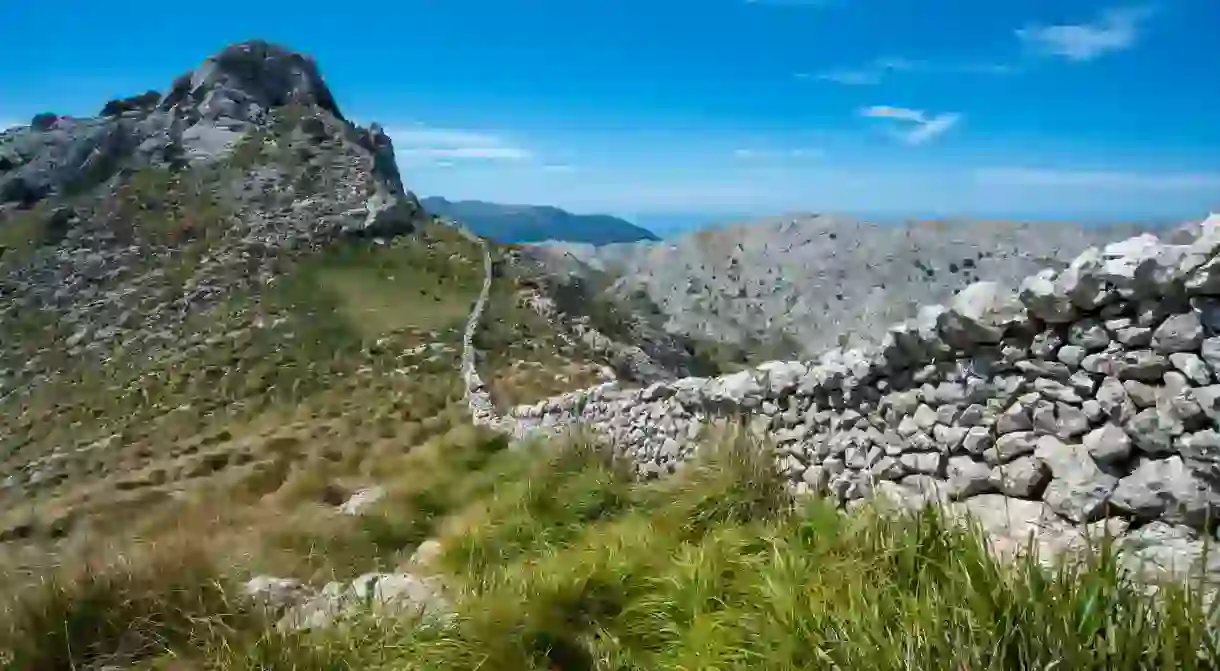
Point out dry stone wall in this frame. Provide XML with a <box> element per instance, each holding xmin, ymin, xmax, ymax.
<box><xmin>456</xmin><ymin>230</ymin><xmax>503</xmax><ymax>431</ymax></box>
<box><xmin>463</xmin><ymin>215</ymin><xmax>1220</xmax><ymax>578</ymax></box>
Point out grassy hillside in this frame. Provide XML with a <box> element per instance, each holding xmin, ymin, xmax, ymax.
<box><xmin>0</xmin><ymin>215</ymin><xmax>612</xmax><ymax>567</ymax></box>
<box><xmin>1</xmin><ymin>430</ymin><xmax>1215</xmax><ymax>670</ymax></box>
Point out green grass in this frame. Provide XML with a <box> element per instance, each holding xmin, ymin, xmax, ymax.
<box><xmin>0</xmin><ymin>218</ymin><xmax>493</xmax><ymax>550</ymax></box>
<box><xmin>7</xmin><ymin>429</ymin><xmax>1217</xmax><ymax>670</ymax></box>
<box><xmin>0</xmin><ymin>536</ymin><xmax>259</xmax><ymax>671</ymax></box>
<box><xmin>315</xmin><ymin>228</ymin><xmax>483</xmax><ymax>337</ymax></box>
<box><xmin>381</xmin><ymin>436</ymin><xmax>1219</xmax><ymax>671</ymax></box>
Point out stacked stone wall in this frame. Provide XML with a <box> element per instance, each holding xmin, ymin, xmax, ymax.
<box><xmin>461</xmin><ymin>215</ymin><xmax>1220</xmax><ymax>576</ymax></box>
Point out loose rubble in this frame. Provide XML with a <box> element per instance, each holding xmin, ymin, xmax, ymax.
<box><xmin>244</xmin><ymin>570</ymin><xmax>450</xmax><ymax>632</ymax></box>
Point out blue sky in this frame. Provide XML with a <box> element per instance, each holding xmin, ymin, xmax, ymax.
<box><xmin>2</xmin><ymin>1</ymin><xmax>1218</xmax><ymax>230</ymax></box>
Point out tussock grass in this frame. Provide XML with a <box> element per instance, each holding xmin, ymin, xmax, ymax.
<box><xmin>0</xmin><ymin>535</ymin><xmax>257</xmax><ymax>671</ymax></box>
<box><xmin>6</xmin><ymin>429</ymin><xmax>1219</xmax><ymax>670</ymax></box>
<box><xmin>310</xmin><ymin>434</ymin><xmax>1220</xmax><ymax>670</ymax></box>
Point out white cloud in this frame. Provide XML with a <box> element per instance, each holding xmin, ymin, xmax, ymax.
<box><xmin>860</xmin><ymin>106</ymin><xmax>962</xmax><ymax>145</ymax></box>
<box><xmin>861</xmin><ymin>106</ymin><xmax>928</xmax><ymax>123</ymax></box>
<box><xmin>397</xmin><ymin>146</ymin><xmax>532</xmax><ymax>160</ymax></box>
<box><xmin>813</xmin><ymin>58</ymin><xmax>913</xmax><ymax>86</ymax></box>
<box><xmin>0</xmin><ymin>119</ymin><xmax>22</xmax><ymax>131</ymax></box>
<box><xmin>816</xmin><ymin>69</ymin><xmax>882</xmax><ymax>86</ymax></box>
<box><xmin>542</xmin><ymin>164</ymin><xmax>577</xmax><ymax>173</ymax></box>
<box><xmin>903</xmin><ymin>113</ymin><xmax>961</xmax><ymax>145</ymax></box>
<box><xmin>386</xmin><ymin>124</ymin><xmax>533</xmax><ymax>165</ymax></box>
<box><xmin>810</xmin><ymin>58</ymin><xmax>1013</xmax><ymax>86</ymax></box>
<box><xmin>733</xmin><ymin>147</ymin><xmax>825</xmax><ymax>160</ymax></box>
<box><xmin>1017</xmin><ymin>6</ymin><xmax>1155</xmax><ymax>62</ymax></box>
<box><xmin>976</xmin><ymin>167</ymin><xmax>1220</xmax><ymax>190</ymax></box>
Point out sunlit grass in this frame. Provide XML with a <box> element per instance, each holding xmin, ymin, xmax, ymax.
<box><xmin>7</xmin><ymin>428</ymin><xmax>1219</xmax><ymax>669</ymax></box>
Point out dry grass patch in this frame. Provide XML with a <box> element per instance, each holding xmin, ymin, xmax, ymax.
<box><xmin>0</xmin><ymin>534</ymin><xmax>257</xmax><ymax>671</ymax></box>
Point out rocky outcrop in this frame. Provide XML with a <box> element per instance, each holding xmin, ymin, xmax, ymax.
<box><xmin>468</xmin><ymin>213</ymin><xmax>1220</xmax><ymax>581</ymax></box>
<box><xmin>516</xmin><ymin>288</ymin><xmax>676</xmax><ymax>383</ymax></box>
<box><xmin>244</xmin><ymin>571</ymin><xmax>450</xmax><ymax>632</ymax></box>
<box><xmin>161</xmin><ymin>41</ymin><xmax>343</xmax><ymax>122</ymax></box>
<box><xmin>0</xmin><ymin>41</ymin><xmax>428</xmax><ymax>407</ymax></box>
<box><xmin>0</xmin><ymin>39</ymin><xmax>417</xmax><ymax>230</ymax></box>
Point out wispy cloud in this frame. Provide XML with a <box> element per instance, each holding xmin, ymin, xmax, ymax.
<box><xmin>809</xmin><ymin>58</ymin><xmax>915</xmax><ymax>86</ymax></box>
<box><xmin>0</xmin><ymin>119</ymin><xmax>22</xmax><ymax>131</ymax></box>
<box><xmin>814</xmin><ymin>69</ymin><xmax>881</xmax><ymax>86</ymax></box>
<box><xmin>1017</xmin><ymin>6</ymin><xmax>1155</xmax><ymax>62</ymax></box>
<box><xmin>904</xmin><ymin>114</ymin><xmax>962</xmax><ymax>145</ymax></box>
<box><xmin>387</xmin><ymin>124</ymin><xmax>533</xmax><ymax>164</ymax></box>
<box><xmin>733</xmin><ymin>147</ymin><xmax>825</xmax><ymax>160</ymax></box>
<box><xmin>861</xmin><ymin>106</ymin><xmax>927</xmax><ymax>123</ymax></box>
<box><xmin>398</xmin><ymin>146</ymin><xmax>532</xmax><ymax>160</ymax></box>
<box><xmin>976</xmin><ymin>167</ymin><xmax>1220</xmax><ymax>190</ymax></box>
<box><xmin>542</xmin><ymin>164</ymin><xmax>577</xmax><ymax>173</ymax></box>
<box><xmin>808</xmin><ymin>58</ymin><xmax>1015</xmax><ymax>86</ymax></box>
<box><xmin>860</xmin><ymin>106</ymin><xmax>962</xmax><ymax>145</ymax></box>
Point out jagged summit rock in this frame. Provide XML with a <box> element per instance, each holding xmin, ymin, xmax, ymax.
<box><xmin>161</xmin><ymin>40</ymin><xmax>345</xmax><ymax>124</ymax></box>
<box><xmin>0</xmin><ymin>39</ymin><xmax>404</xmax><ymax>213</ymax></box>
<box><xmin>0</xmin><ymin>40</ymin><xmax>427</xmax><ymax>401</ymax></box>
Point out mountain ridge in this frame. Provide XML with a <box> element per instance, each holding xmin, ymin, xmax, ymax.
<box><xmin>531</xmin><ymin>213</ymin><xmax>1181</xmax><ymax>359</ymax></box>
<box><xmin>421</xmin><ymin>195</ymin><xmax>658</xmax><ymax>245</ymax></box>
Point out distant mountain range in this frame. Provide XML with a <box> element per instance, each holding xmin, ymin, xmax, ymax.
<box><xmin>531</xmin><ymin>214</ymin><xmax>1167</xmax><ymax>358</ymax></box>
<box><xmin>422</xmin><ymin>196</ymin><xmax>658</xmax><ymax>245</ymax></box>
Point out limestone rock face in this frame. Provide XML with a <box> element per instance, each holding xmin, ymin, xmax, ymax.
<box><xmin>0</xmin><ymin>39</ymin><xmax>415</xmax><ymax>224</ymax></box>
<box><xmin>938</xmin><ymin>282</ymin><xmax>1029</xmax><ymax>348</ymax></box>
<box><xmin>245</xmin><ymin>572</ymin><xmax>450</xmax><ymax>632</ymax></box>
<box><xmin>529</xmin><ymin>215</ymin><xmax>1156</xmax><ymax>359</ymax></box>
<box><xmin>162</xmin><ymin>40</ymin><xmax>344</xmax><ymax>123</ymax></box>
<box><xmin>0</xmin><ymin>40</ymin><xmax>430</xmax><ymax>422</ymax></box>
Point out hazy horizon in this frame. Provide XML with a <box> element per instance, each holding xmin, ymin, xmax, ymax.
<box><xmin>420</xmin><ymin>193</ymin><xmax>1199</xmax><ymax>238</ymax></box>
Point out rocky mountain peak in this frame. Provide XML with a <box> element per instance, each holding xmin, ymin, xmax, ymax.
<box><xmin>0</xmin><ymin>40</ymin><xmax>384</xmax><ymax>210</ymax></box>
<box><xmin>161</xmin><ymin>40</ymin><xmax>344</xmax><ymax>124</ymax></box>
<box><xmin>0</xmin><ymin>40</ymin><xmax>426</xmax><ymax>402</ymax></box>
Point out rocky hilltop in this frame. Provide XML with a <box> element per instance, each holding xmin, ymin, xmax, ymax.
<box><xmin>534</xmin><ymin>214</ymin><xmax>1170</xmax><ymax>358</ymax></box>
<box><xmin>0</xmin><ymin>41</ymin><xmax>422</xmax><ymax>381</ymax></box>
<box><xmin>0</xmin><ymin>41</ymin><xmax>483</xmax><ymax>536</ymax></box>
